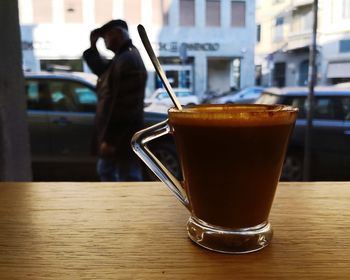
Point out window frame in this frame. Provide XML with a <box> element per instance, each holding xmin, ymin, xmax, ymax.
<box><xmin>230</xmin><ymin>1</ymin><xmax>246</xmax><ymax>27</ymax></box>
<box><xmin>179</xmin><ymin>0</ymin><xmax>195</xmax><ymax>26</ymax></box>
<box><xmin>206</xmin><ymin>0</ymin><xmax>221</xmax><ymax>27</ymax></box>
<box><xmin>26</xmin><ymin>78</ymin><xmax>97</xmax><ymax>113</ymax></box>
<box><xmin>339</xmin><ymin>39</ymin><xmax>350</xmax><ymax>53</ymax></box>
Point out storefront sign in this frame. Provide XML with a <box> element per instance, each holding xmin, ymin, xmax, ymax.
<box><xmin>22</xmin><ymin>40</ymin><xmax>54</xmax><ymax>51</ymax></box>
<box><xmin>22</xmin><ymin>41</ymin><xmax>33</xmax><ymax>51</ymax></box>
<box><xmin>159</xmin><ymin>42</ymin><xmax>220</xmax><ymax>52</ymax></box>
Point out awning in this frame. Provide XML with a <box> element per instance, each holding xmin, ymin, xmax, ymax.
<box><xmin>327</xmin><ymin>62</ymin><xmax>350</xmax><ymax>78</ymax></box>
<box><xmin>293</xmin><ymin>0</ymin><xmax>313</xmax><ymax>8</ymax></box>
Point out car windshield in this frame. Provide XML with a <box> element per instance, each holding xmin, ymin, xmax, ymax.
<box><xmin>241</xmin><ymin>88</ymin><xmax>254</xmax><ymax>94</ymax></box>
<box><xmin>176</xmin><ymin>91</ymin><xmax>192</xmax><ymax>97</ymax></box>
<box><xmin>255</xmin><ymin>92</ymin><xmax>280</xmax><ymax>104</ymax></box>
<box><xmin>157</xmin><ymin>90</ymin><xmax>192</xmax><ymax>99</ymax></box>
<box><xmin>157</xmin><ymin>92</ymin><xmax>169</xmax><ymax>99</ymax></box>
<box><xmin>241</xmin><ymin>88</ymin><xmax>261</xmax><ymax>97</ymax></box>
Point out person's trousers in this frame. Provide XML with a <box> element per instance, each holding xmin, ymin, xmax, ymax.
<box><xmin>96</xmin><ymin>157</ymin><xmax>143</xmax><ymax>182</ymax></box>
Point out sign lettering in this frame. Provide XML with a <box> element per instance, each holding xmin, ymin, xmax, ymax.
<box><xmin>158</xmin><ymin>42</ymin><xmax>219</xmax><ymax>52</ymax></box>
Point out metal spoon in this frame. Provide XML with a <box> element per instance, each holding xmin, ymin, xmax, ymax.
<box><xmin>137</xmin><ymin>24</ymin><xmax>183</xmax><ymax>111</ymax></box>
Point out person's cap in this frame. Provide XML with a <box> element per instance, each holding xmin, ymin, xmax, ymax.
<box><xmin>97</xmin><ymin>19</ymin><xmax>128</xmax><ymax>35</ymax></box>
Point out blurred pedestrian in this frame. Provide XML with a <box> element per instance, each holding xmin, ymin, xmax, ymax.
<box><xmin>83</xmin><ymin>19</ymin><xmax>147</xmax><ymax>181</ymax></box>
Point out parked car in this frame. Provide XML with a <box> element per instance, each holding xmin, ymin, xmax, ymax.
<box><xmin>209</xmin><ymin>87</ymin><xmax>265</xmax><ymax>104</ymax></box>
<box><xmin>144</xmin><ymin>102</ymin><xmax>171</xmax><ymax>114</ymax></box>
<box><xmin>24</xmin><ymin>72</ymin><xmax>180</xmax><ymax>181</ymax></box>
<box><xmin>255</xmin><ymin>86</ymin><xmax>350</xmax><ymax>181</ymax></box>
<box><xmin>144</xmin><ymin>88</ymin><xmax>200</xmax><ymax>109</ymax></box>
<box><xmin>335</xmin><ymin>82</ymin><xmax>350</xmax><ymax>88</ymax></box>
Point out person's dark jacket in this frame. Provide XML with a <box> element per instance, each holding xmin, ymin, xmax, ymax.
<box><xmin>83</xmin><ymin>39</ymin><xmax>147</xmax><ymax>157</ymax></box>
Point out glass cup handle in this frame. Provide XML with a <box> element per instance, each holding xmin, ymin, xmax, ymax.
<box><xmin>131</xmin><ymin>120</ymin><xmax>190</xmax><ymax>210</ymax></box>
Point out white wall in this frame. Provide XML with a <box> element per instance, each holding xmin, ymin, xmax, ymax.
<box><xmin>19</xmin><ymin>0</ymin><xmax>256</xmax><ymax>96</ymax></box>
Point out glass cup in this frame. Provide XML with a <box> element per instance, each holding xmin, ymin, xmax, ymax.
<box><xmin>132</xmin><ymin>104</ymin><xmax>298</xmax><ymax>254</ymax></box>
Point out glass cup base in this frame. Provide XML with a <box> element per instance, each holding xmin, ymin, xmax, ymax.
<box><xmin>187</xmin><ymin>216</ymin><xmax>273</xmax><ymax>254</ymax></box>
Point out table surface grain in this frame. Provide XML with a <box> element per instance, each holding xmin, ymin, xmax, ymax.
<box><xmin>0</xmin><ymin>181</ymin><xmax>349</xmax><ymax>279</ymax></box>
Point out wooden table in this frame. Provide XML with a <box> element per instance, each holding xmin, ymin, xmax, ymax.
<box><xmin>0</xmin><ymin>182</ymin><xmax>349</xmax><ymax>279</ymax></box>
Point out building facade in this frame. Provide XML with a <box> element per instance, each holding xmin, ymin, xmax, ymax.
<box><xmin>19</xmin><ymin>0</ymin><xmax>256</xmax><ymax>98</ymax></box>
<box><xmin>256</xmin><ymin>0</ymin><xmax>350</xmax><ymax>87</ymax></box>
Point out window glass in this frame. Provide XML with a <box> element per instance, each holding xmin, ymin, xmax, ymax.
<box><xmin>206</xmin><ymin>0</ymin><xmax>220</xmax><ymax>26</ymax></box>
<box><xmin>95</xmin><ymin>0</ymin><xmax>113</xmax><ymax>24</ymax></box>
<box><xmin>273</xmin><ymin>62</ymin><xmax>286</xmax><ymax>87</ymax></box>
<box><xmin>255</xmin><ymin>65</ymin><xmax>262</xmax><ymax>85</ymax></box>
<box><xmin>27</xmin><ymin>81</ymin><xmax>39</xmax><ymax>103</ymax></box>
<box><xmin>343</xmin><ymin>0</ymin><xmax>350</xmax><ymax>19</ymax></box>
<box><xmin>343</xmin><ymin>97</ymin><xmax>350</xmax><ymax>120</ymax></box>
<box><xmin>164</xmin><ymin>70</ymin><xmax>180</xmax><ymax>87</ymax></box>
<box><xmin>158</xmin><ymin>92</ymin><xmax>169</xmax><ymax>99</ymax></box>
<box><xmin>332</xmin><ymin>97</ymin><xmax>346</xmax><ymax>120</ymax></box>
<box><xmin>255</xmin><ymin>93</ymin><xmax>280</xmax><ymax>106</ymax></box>
<box><xmin>181</xmin><ymin>70</ymin><xmax>192</xmax><ymax>88</ymax></box>
<box><xmin>46</xmin><ymin>80</ymin><xmax>96</xmax><ymax>112</ymax></box>
<box><xmin>274</xmin><ymin>16</ymin><xmax>284</xmax><ymax>41</ymax></box>
<box><xmin>279</xmin><ymin>96</ymin><xmax>306</xmax><ymax>118</ymax></box>
<box><xmin>314</xmin><ymin>98</ymin><xmax>332</xmax><ymax>119</ymax></box>
<box><xmin>299</xmin><ymin>60</ymin><xmax>309</xmax><ymax>86</ymax></box>
<box><xmin>33</xmin><ymin>0</ymin><xmax>52</xmax><ymax>23</ymax></box>
<box><xmin>180</xmin><ymin>0</ymin><xmax>195</xmax><ymax>26</ymax></box>
<box><xmin>243</xmin><ymin>91</ymin><xmax>256</xmax><ymax>98</ymax></box>
<box><xmin>291</xmin><ymin>5</ymin><xmax>312</xmax><ymax>33</ymax></box>
<box><xmin>74</xmin><ymin>87</ymin><xmax>97</xmax><ymax>105</ymax></box>
<box><xmin>275</xmin><ymin>17</ymin><xmax>284</xmax><ymax>26</ymax></box>
<box><xmin>279</xmin><ymin>96</ymin><xmax>350</xmax><ymax>121</ymax></box>
<box><xmin>152</xmin><ymin>0</ymin><xmax>171</xmax><ymax>26</ymax></box>
<box><xmin>310</xmin><ymin>97</ymin><xmax>344</xmax><ymax>120</ymax></box>
<box><xmin>256</xmin><ymin>24</ymin><xmax>261</xmax><ymax>42</ymax></box>
<box><xmin>25</xmin><ymin>80</ymin><xmax>50</xmax><ymax>110</ymax></box>
<box><xmin>177</xmin><ymin>91</ymin><xmax>192</xmax><ymax>97</ymax></box>
<box><xmin>339</xmin><ymin>39</ymin><xmax>350</xmax><ymax>53</ymax></box>
<box><xmin>51</xmin><ymin>91</ymin><xmax>65</xmax><ymax>103</ymax></box>
<box><xmin>231</xmin><ymin>1</ymin><xmax>246</xmax><ymax>27</ymax></box>
<box><xmin>125</xmin><ymin>0</ymin><xmax>141</xmax><ymax>24</ymax></box>
<box><xmin>64</xmin><ymin>0</ymin><xmax>83</xmax><ymax>23</ymax></box>
<box><xmin>48</xmin><ymin>81</ymin><xmax>78</xmax><ymax>112</ymax></box>
<box><xmin>242</xmin><ymin>89</ymin><xmax>253</xmax><ymax>96</ymax></box>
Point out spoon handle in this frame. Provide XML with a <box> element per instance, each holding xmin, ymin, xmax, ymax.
<box><xmin>137</xmin><ymin>24</ymin><xmax>183</xmax><ymax>111</ymax></box>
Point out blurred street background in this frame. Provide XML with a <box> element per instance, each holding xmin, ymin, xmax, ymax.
<box><xmin>1</xmin><ymin>0</ymin><xmax>350</xmax><ymax>181</ymax></box>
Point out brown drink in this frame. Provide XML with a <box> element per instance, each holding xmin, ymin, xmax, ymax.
<box><xmin>133</xmin><ymin>103</ymin><xmax>298</xmax><ymax>253</ymax></box>
<box><xmin>169</xmin><ymin>104</ymin><xmax>296</xmax><ymax>229</ymax></box>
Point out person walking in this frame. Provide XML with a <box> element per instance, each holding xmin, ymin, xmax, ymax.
<box><xmin>83</xmin><ymin>19</ymin><xmax>147</xmax><ymax>181</ymax></box>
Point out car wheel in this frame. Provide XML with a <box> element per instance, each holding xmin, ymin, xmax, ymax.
<box><xmin>281</xmin><ymin>154</ymin><xmax>303</xmax><ymax>181</ymax></box>
<box><xmin>143</xmin><ymin>144</ymin><xmax>181</xmax><ymax>181</ymax></box>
